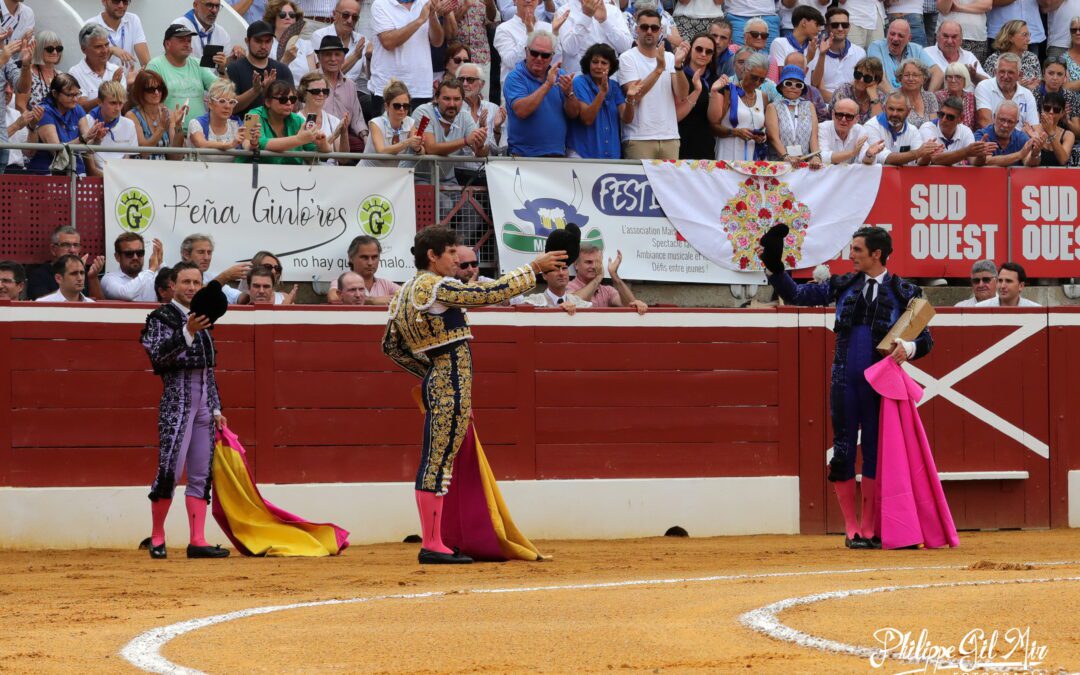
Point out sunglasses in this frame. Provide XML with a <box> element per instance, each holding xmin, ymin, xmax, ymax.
<box><xmin>261</xmin><ymin>263</ymin><xmax>283</xmax><ymax>273</ymax></box>
<box><xmin>940</xmin><ymin>112</ymin><xmax>958</xmax><ymax>121</ymax></box>
<box><xmin>307</xmin><ymin>87</ymin><xmax>331</xmax><ymax>96</ymax></box>
<box><xmin>390</xmin><ymin>101</ymin><xmax>410</xmax><ymax>110</ymax></box>
<box><xmin>852</xmin><ymin>71</ymin><xmax>876</xmax><ymax>83</ymax></box>
<box><xmin>211</xmin><ymin>97</ymin><xmax>239</xmax><ymax>105</ymax></box>
<box><xmin>279</xmin><ymin>10</ymin><xmax>299</xmax><ymax>18</ymax></box>
<box><xmin>833</xmin><ymin>111</ymin><xmax>855</xmax><ymax>121</ymax></box>
<box><xmin>746</xmin><ymin>31</ymin><xmax>768</xmax><ymax>39</ymax></box>
<box><xmin>273</xmin><ymin>95</ymin><xmax>299</xmax><ymax>104</ymax></box>
<box><xmin>781</xmin><ymin>79</ymin><xmax>805</xmax><ymax>90</ymax></box>
<box><xmin>693</xmin><ymin>45</ymin><xmax>715</xmax><ymax>55</ymax></box>
<box><xmin>528</xmin><ymin>48</ymin><xmax>553</xmax><ymax>59</ymax></box>
<box><xmin>121</xmin><ymin>249</ymin><xmax>146</xmax><ymax>258</ymax></box>
<box><xmin>458</xmin><ymin>76</ymin><xmax>480</xmax><ymax>83</ymax></box>
<box><xmin>338</xmin><ymin>10</ymin><xmax>359</xmax><ymax>20</ymax></box>
<box><xmin>44</xmin><ymin>45</ymin><xmax>64</xmax><ymax>54</ymax></box>
<box><xmin>744</xmin><ymin>73</ymin><xmax>764</xmax><ymax>85</ymax></box>
<box><xmin>59</xmin><ymin>89</ymin><xmax>81</xmax><ymax>98</ymax></box>
<box><xmin>971</xmin><ymin>276</ymin><xmax>994</xmax><ymax>284</ymax></box>
<box><xmin>1071</xmin><ymin>27</ymin><xmax>1080</xmax><ymax>33</ymax></box>
<box><xmin>1043</xmin><ymin>105</ymin><xmax>1063</xmax><ymax>113</ymax></box>
<box><xmin>458</xmin><ymin>261</ymin><xmax>479</xmax><ymax>269</ymax></box>
<box><xmin>451</xmin><ymin>57</ymin><xmax>471</xmax><ymax>64</ymax></box>
<box><xmin>638</xmin><ymin>24</ymin><xmax>662</xmax><ymax>32</ymax></box>
<box><xmin>144</xmin><ymin>85</ymin><xmax>164</xmax><ymax>94</ymax></box>
<box><xmin>110</xmin><ymin>0</ymin><xmax>132</xmax><ymax>4</ymax></box>
<box><xmin>829</xmin><ymin>21</ymin><xmax>849</xmax><ymax>29</ymax></box>
<box><xmin>203</xmin><ymin>2</ymin><xmax>222</xmax><ymax>9</ymax></box>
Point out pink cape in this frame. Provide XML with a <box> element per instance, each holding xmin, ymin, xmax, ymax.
<box><xmin>865</xmin><ymin>358</ymin><xmax>960</xmax><ymax>550</ymax></box>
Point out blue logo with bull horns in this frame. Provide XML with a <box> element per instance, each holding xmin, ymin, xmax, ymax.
<box><xmin>501</xmin><ymin>169</ymin><xmax>603</xmax><ymax>253</ymax></box>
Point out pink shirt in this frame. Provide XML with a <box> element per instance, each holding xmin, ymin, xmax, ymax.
<box><xmin>567</xmin><ymin>277</ymin><xmax>619</xmax><ymax>307</ymax></box>
<box><xmin>331</xmin><ymin>276</ymin><xmax>401</xmax><ymax>301</ymax></box>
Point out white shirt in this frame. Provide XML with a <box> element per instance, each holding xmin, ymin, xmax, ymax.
<box><xmin>954</xmin><ymin>296</ymin><xmax>980</xmax><ymax>306</ymax></box>
<box><xmin>818</xmin><ymin>120</ymin><xmax>866</xmax><ymax>164</ymax></box>
<box><xmin>673</xmin><ymin>0</ymin><xmax>723</xmax><ymax>19</ymax></box>
<box><xmin>512</xmin><ymin>289</ymin><xmax>592</xmax><ymax>307</ymax></box>
<box><xmin>173</xmin><ymin>14</ymin><xmax>231</xmax><ymax>58</ymax></box>
<box><xmin>36</xmin><ymin>290</ymin><xmax>94</xmax><ymax>303</ymax></box>
<box><xmin>101</xmin><ymin>268</ymin><xmax>156</xmax><ymax>302</ymax></box>
<box><xmin>887</xmin><ymin>0</ymin><xmax>921</xmax><ymax>15</ymax></box>
<box><xmin>493</xmin><ymin>16</ymin><xmax>558</xmax><ymax>86</ymax></box>
<box><xmin>922</xmin><ymin>46</ymin><xmax>987</xmax><ymax>92</ymax></box>
<box><xmin>69</xmin><ymin>60</ymin><xmax>121</xmax><ymax>103</ymax></box>
<box><xmin>724</xmin><ymin>0</ymin><xmax>775</xmax><ymax>16</ymax></box>
<box><xmin>1048</xmin><ymin>0</ymin><xmax>1080</xmax><ymax>48</ymax></box>
<box><xmin>919</xmin><ymin>120</ymin><xmax>975</xmax><ymax>155</ymax></box>
<box><xmin>369</xmin><ymin>0</ymin><xmax>434</xmax><ymax>97</ymax></box>
<box><xmin>808</xmin><ymin>42</ymin><xmax>866</xmax><ymax>94</ymax></box>
<box><xmin>310</xmin><ymin>25</ymin><xmax>369</xmax><ymax>84</ymax></box>
<box><xmin>860</xmin><ymin>115</ymin><xmax>926</xmax><ymax>164</ymax></box>
<box><xmin>83</xmin><ymin>114</ymin><xmax>138</xmax><ymax>171</ymax></box>
<box><xmin>558</xmin><ymin>0</ymin><xmax>633</xmax><ymax>76</ymax></box>
<box><xmin>769</xmin><ymin>36</ymin><xmax>805</xmax><ymax>72</ymax></box>
<box><xmin>0</xmin><ymin>1</ymin><xmax>33</xmax><ymax>44</ymax></box>
<box><xmin>974</xmin><ymin>79</ymin><xmax>1038</xmax><ymax>126</ymax></box>
<box><xmin>617</xmin><ymin>47</ymin><xmax>679</xmax><ymax>141</ymax></box>
<box><xmin>975</xmin><ymin>295</ymin><xmax>1040</xmax><ymax>307</ymax></box>
<box><xmin>845</xmin><ymin>0</ymin><xmax>885</xmax><ymax>30</ymax></box>
<box><xmin>5</xmin><ymin>104</ymin><xmax>26</xmax><ymax>167</ymax></box>
<box><xmin>87</xmin><ymin>12</ymin><xmax>148</xmax><ymax>67</ymax></box>
<box><xmin>202</xmin><ymin>271</ymin><xmax>242</xmax><ymax>304</ymax></box>
<box><xmin>939</xmin><ymin>0</ymin><xmax>988</xmax><ymax>42</ymax></box>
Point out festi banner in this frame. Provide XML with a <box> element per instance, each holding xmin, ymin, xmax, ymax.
<box><xmin>1010</xmin><ymin>168</ymin><xmax>1080</xmax><ymax>277</ymax></box>
<box><xmin>486</xmin><ymin>160</ymin><xmax>764</xmax><ymax>284</ymax></box>
<box><xmin>794</xmin><ymin>167</ymin><xmax>1007</xmax><ymax>278</ymax></box>
<box><xmin>104</xmin><ymin>160</ymin><xmax>417</xmax><ymax>282</ymax></box>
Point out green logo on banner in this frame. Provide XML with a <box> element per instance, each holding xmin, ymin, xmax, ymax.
<box><xmin>116</xmin><ymin>188</ymin><xmax>154</xmax><ymax>233</ymax></box>
<box><xmin>358</xmin><ymin>195</ymin><xmax>394</xmax><ymax>238</ymax></box>
<box><xmin>501</xmin><ymin>223</ymin><xmax>605</xmax><ymax>255</ymax></box>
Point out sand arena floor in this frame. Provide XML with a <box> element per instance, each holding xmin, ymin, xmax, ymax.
<box><xmin>1</xmin><ymin>530</ymin><xmax>1079</xmax><ymax>674</ymax></box>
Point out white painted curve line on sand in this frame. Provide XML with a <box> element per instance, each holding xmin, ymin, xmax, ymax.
<box><xmin>740</xmin><ymin>575</ymin><xmax>1080</xmax><ymax>673</ymax></box>
<box><xmin>120</xmin><ymin>560</ymin><xmax>1080</xmax><ymax>675</ymax></box>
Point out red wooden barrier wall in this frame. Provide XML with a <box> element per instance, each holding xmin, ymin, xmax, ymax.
<box><xmin>0</xmin><ymin>303</ymin><xmax>1072</xmax><ymax>532</ymax></box>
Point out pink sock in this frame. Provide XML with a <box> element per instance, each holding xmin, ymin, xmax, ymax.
<box><xmin>185</xmin><ymin>495</ymin><xmax>209</xmax><ymax>547</ymax></box>
<box><xmin>861</xmin><ymin>478</ymin><xmax>879</xmax><ymax>540</ymax></box>
<box><xmin>151</xmin><ymin>498</ymin><xmax>171</xmax><ymax>547</ymax></box>
<box><xmin>833</xmin><ymin>480</ymin><xmax>860</xmax><ymax>540</ymax></box>
<box><xmin>415</xmin><ymin>490</ymin><xmax>452</xmax><ymax>554</ymax></box>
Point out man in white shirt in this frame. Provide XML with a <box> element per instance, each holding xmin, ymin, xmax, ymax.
<box><xmin>810</xmin><ymin>7</ymin><xmax>867</xmax><ymax>101</ymax></box>
<box><xmin>0</xmin><ymin>0</ymin><xmax>34</xmax><ymax>45</ymax></box>
<box><xmin>819</xmin><ymin>97</ymin><xmax>876</xmax><ymax>163</ymax></box>
<box><xmin>861</xmin><ymin>91</ymin><xmax>943</xmax><ymax>164</ymax></box>
<box><xmin>307</xmin><ymin>0</ymin><xmax>369</xmax><ymax>84</ymax></box>
<box><xmin>179</xmin><ymin>234</ymin><xmax>250</xmax><ymax>304</ymax></box>
<box><xmin>770</xmin><ymin>6</ymin><xmax>824</xmax><ymax>77</ymax></box>
<box><xmin>36</xmin><ymin>255</ymin><xmax>95</xmax><ymax>303</ymax></box>
<box><xmin>558</xmin><ymin>0</ymin><xmax>632</xmax><ymax>75</ymax></box>
<box><xmin>920</xmin><ymin>95</ymin><xmax>994</xmax><ymax>164</ymax></box>
<box><xmin>70</xmin><ymin>23</ymin><xmax>121</xmax><ymax>113</ymax></box>
<box><xmin>101</xmin><ymin>233</ymin><xmax>162</xmax><ymax>302</ymax></box>
<box><xmin>369</xmin><ymin>0</ymin><xmax>447</xmax><ymax>114</ymax></box>
<box><xmin>511</xmin><ymin>261</ymin><xmax>592</xmax><ymax>313</ymax></box>
<box><xmin>618</xmin><ymin>9</ymin><xmax>689</xmax><ymax>159</ymax></box>
<box><xmin>494</xmin><ymin>0</ymin><xmax>561</xmax><ymax>86</ymax></box>
<box><xmin>974</xmin><ymin>52</ymin><xmax>1038</xmax><ymax>131</ymax></box>
<box><xmin>976</xmin><ymin>262</ymin><xmax>1041</xmax><ymax>306</ymax></box>
<box><xmin>88</xmin><ymin>0</ymin><xmax>150</xmax><ymax>68</ymax></box>
<box><xmin>954</xmin><ymin>259</ymin><xmax>996</xmax><ymax>306</ymax></box>
<box><xmin>922</xmin><ymin>20</ymin><xmax>987</xmax><ymax>91</ymax></box>
<box><xmin>173</xmin><ymin>0</ymin><xmax>232</xmax><ymax>60</ymax></box>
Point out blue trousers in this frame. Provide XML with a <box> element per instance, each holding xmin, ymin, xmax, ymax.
<box><xmin>830</xmin><ymin>325</ymin><xmax>881</xmax><ymax>482</ymax></box>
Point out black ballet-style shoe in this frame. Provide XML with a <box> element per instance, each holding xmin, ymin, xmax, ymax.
<box><xmin>186</xmin><ymin>544</ymin><xmax>230</xmax><ymax>559</ymax></box>
<box><xmin>870</xmin><ymin>536</ymin><xmax>883</xmax><ymax>550</ymax></box>
<box><xmin>418</xmin><ymin>547</ymin><xmax>474</xmax><ymax>564</ymax></box>
<box><xmin>845</xmin><ymin>535</ymin><xmax>873</xmax><ymax>550</ymax></box>
<box><xmin>149</xmin><ymin>542</ymin><xmax>167</xmax><ymax>559</ymax></box>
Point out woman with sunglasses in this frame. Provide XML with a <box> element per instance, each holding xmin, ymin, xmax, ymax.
<box><xmin>264</xmin><ymin>0</ymin><xmax>307</xmax><ymax>76</ymax></box>
<box><xmin>830</xmin><ymin>56</ymin><xmax>885</xmax><ymax>124</ymax></box>
<box><xmin>17</xmin><ymin>31</ymin><xmax>64</xmax><ymax>111</ymax></box>
<box><xmin>677</xmin><ymin>33</ymin><xmax>726</xmax><ymax>159</ymax></box>
<box><xmin>362</xmin><ymin>79</ymin><xmax>424</xmax><ymax>167</ymax></box>
<box><xmin>936</xmin><ymin>62</ymin><xmax>976</xmax><ymax>126</ymax></box>
<box><xmin>187</xmin><ymin>79</ymin><xmax>254</xmax><ymax>162</ymax></box>
<box><xmin>765</xmin><ymin>65</ymin><xmax>822</xmax><ymax>167</ymax></box>
<box><xmin>246</xmin><ymin>79</ymin><xmax>333</xmax><ymax>165</ymax></box>
<box><xmin>709</xmin><ymin>49</ymin><xmax>768</xmax><ymax>161</ymax></box>
<box><xmin>126</xmin><ymin>69</ymin><xmax>186</xmax><ymax>160</ymax></box>
<box><xmin>438</xmin><ymin>42</ymin><xmax>471</xmax><ymax>92</ymax></box>
<box><xmin>898</xmin><ymin>59</ymin><xmax>938</xmax><ymax>127</ymax></box>
<box><xmin>26</xmin><ymin>74</ymin><xmax>104</xmax><ymax>176</ymax></box>
<box><xmin>1036</xmin><ymin>91</ymin><xmax>1076</xmax><ymax>166</ymax></box>
<box><xmin>1036</xmin><ymin>57</ymin><xmax>1080</xmax><ymax>137</ymax></box>
<box><xmin>1061</xmin><ymin>17</ymin><xmax>1080</xmax><ymax>86</ymax></box>
<box><xmin>983</xmin><ymin>20</ymin><xmax>1041</xmax><ymax>90</ymax></box>
<box><xmin>298</xmin><ymin>71</ymin><xmax>350</xmax><ymax>161</ymax></box>
<box><xmin>567</xmin><ymin>43</ymin><xmax>633</xmax><ymax>159</ymax></box>
<box><xmin>237</xmin><ymin>251</ymin><xmax>298</xmax><ymax>304</ymax></box>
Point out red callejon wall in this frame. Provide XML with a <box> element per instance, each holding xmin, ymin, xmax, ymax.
<box><xmin>0</xmin><ymin>303</ymin><xmax>1074</xmax><ymax>533</ymax></box>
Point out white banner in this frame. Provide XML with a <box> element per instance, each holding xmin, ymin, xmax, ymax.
<box><xmin>104</xmin><ymin>160</ymin><xmax>417</xmax><ymax>283</ymax></box>
<box><xmin>641</xmin><ymin>161</ymin><xmax>883</xmax><ymax>272</ymax></box>
<box><xmin>487</xmin><ymin>160</ymin><xmax>763</xmax><ymax>284</ymax></box>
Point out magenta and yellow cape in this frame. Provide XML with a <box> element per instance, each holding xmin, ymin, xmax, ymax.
<box><xmin>211</xmin><ymin>426</ymin><xmax>350</xmax><ymax>556</ymax></box>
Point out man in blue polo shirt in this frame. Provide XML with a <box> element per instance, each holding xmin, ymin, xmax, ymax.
<box><xmin>504</xmin><ymin>29</ymin><xmax>578</xmax><ymax>156</ymax></box>
<box><xmin>973</xmin><ymin>100</ymin><xmax>1041</xmax><ymax>167</ymax></box>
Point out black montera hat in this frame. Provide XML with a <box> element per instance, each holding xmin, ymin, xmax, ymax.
<box><xmin>190</xmin><ymin>280</ymin><xmax>228</xmax><ymax>325</ymax></box>
<box><xmin>546</xmin><ymin>223</ymin><xmax>581</xmax><ymax>266</ymax></box>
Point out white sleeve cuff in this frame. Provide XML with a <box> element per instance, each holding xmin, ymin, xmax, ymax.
<box><xmin>897</xmin><ymin>338</ymin><xmax>916</xmax><ymax>359</ymax></box>
<box><xmin>182</xmin><ymin>326</ymin><xmax>195</xmax><ymax>346</ymax></box>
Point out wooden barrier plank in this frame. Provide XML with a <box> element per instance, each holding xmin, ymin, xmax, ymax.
<box><xmin>536</xmin><ymin>442</ymin><xmax>781</xmax><ymax>479</ymax></box>
<box><xmin>1048</xmin><ymin>316</ymin><xmax>1080</xmax><ymax>527</ymax></box>
<box><xmin>534</xmin><ymin>406</ymin><xmax>778</xmax><ymax>444</ymax></box>
<box><xmin>272</xmin><ymin>408</ymin><xmax>519</xmax><ymax>446</ymax></box>
<box><xmin>271</xmin><ymin>371</ymin><xmax>518</xmax><ymax>409</ymax></box>
<box><xmin>797</xmin><ymin>312</ymin><xmax>829</xmax><ymax>535</ymax></box>
<box><xmin>9</xmin><ymin>447</ymin><xmax>157</xmax><ymax>487</ymax></box>
<box><xmin>12</xmin><ymin>371</ymin><xmax>254</xmax><ymax>408</ymax></box>
<box><xmin>10</xmin><ymin>338</ymin><xmax>252</xmax><ymax>372</ymax></box>
<box><xmin>534</xmin><ymin>341</ymin><xmax>778</xmax><ymax>372</ymax></box>
<box><xmin>534</xmin><ymin>326</ymin><xmax>779</xmax><ymax>343</ymax></box>
<box><xmin>0</xmin><ymin>312</ymin><xmax>10</xmax><ymax>485</ymax></box>
<box><xmin>12</xmin><ymin>407</ymin><xmax>255</xmax><ymax>448</ymax></box>
<box><xmin>536</xmin><ymin>371</ymin><xmax>778</xmax><ymax>407</ymax></box>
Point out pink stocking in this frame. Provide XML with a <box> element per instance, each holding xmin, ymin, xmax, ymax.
<box><xmin>185</xmin><ymin>495</ymin><xmax>209</xmax><ymax>547</ymax></box>
<box><xmin>151</xmin><ymin>498</ymin><xmax>171</xmax><ymax>547</ymax></box>
<box><xmin>415</xmin><ymin>490</ymin><xmax>453</xmax><ymax>554</ymax></box>
<box><xmin>861</xmin><ymin>478</ymin><xmax>879</xmax><ymax>540</ymax></box>
<box><xmin>833</xmin><ymin>480</ymin><xmax>860</xmax><ymax>540</ymax></box>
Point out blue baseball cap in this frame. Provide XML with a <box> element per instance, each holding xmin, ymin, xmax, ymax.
<box><xmin>778</xmin><ymin>65</ymin><xmax>806</xmax><ymax>84</ymax></box>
